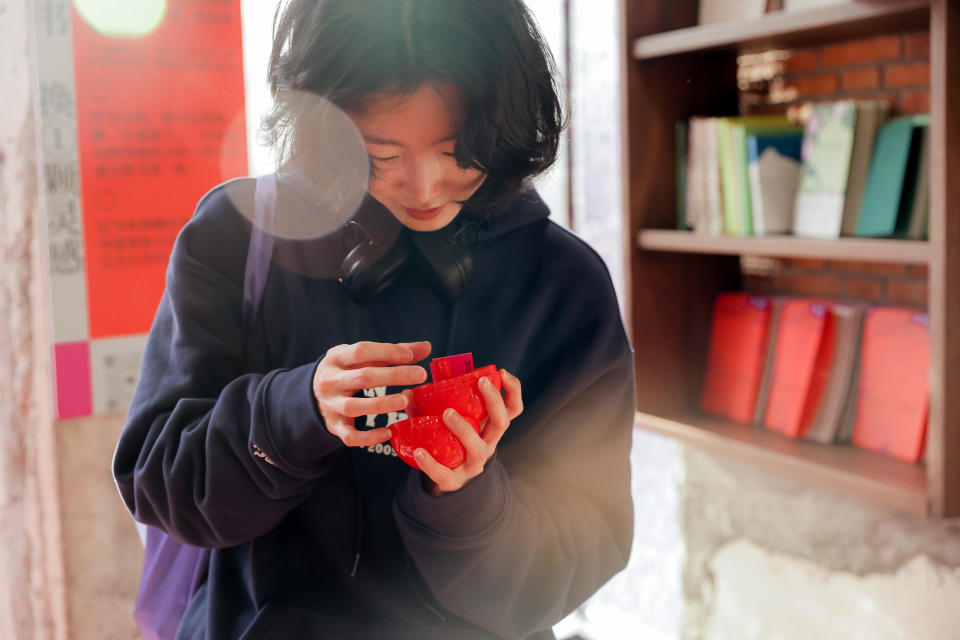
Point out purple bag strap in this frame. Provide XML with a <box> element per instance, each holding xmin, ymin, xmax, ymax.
<box><xmin>134</xmin><ymin>175</ymin><xmax>277</xmax><ymax>640</ymax></box>
<box><xmin>134</xmin><ymin>528</ymin><xmax>210</xmax><ymax>640</ymax></box>
<box><xmin>243</xmin><ymin>174</ymin><xmax>277</xmax><ymax>329</ymax></box>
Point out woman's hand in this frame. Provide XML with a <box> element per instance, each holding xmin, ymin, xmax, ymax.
<box><xmin>313</xmin><ymin>341</ymin><xmax>432</xmax><ymax>447</ymax></box>
<box><xmin>414</xmin><ymin>369</ymin><xmax>523</xmax><ymax>494</ymax></box>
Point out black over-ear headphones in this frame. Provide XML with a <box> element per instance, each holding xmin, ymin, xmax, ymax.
<box><xmin>337</xmin><ymin>203</ymin><xmax>480</xmax><ymax>305</ymax></box>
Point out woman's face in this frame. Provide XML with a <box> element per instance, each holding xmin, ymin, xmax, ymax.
<box><xmin>347</xmin><ymin>84</ymin><xmax>486</xmax><ymax>232</ymax></box>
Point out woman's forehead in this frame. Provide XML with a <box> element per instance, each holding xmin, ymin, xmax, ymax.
<box><xmin>348</xmin><ymin>84</ymin><xmax>465</xmax><ymax>142</ymax></box>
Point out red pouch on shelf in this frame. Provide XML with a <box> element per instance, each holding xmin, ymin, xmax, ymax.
<box><xmin>700</xmin><ymin>294</ymin><xmax>772</xmax><ymax>424</ymax></box>
<box><xmin>763</xmin><ymin>299</ymin><xmax>833</xmax><ymax>438</ymax></box>
<box><xmin>851</xmin><ymin>308</ymin><xmax>930</xmax><ymax>463</ymax></box>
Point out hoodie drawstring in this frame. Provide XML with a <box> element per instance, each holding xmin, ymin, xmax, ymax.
<box><xmin>350</xmin><ymin>454</ymin><xmax>365</xmax><ymax>578</ymax></box>
<box><xmin>341</xmin><ymin>295</ymin><xmax>366</xmax><ymax>578</ymax></box>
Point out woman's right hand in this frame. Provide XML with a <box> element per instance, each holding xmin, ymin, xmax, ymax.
<box><xmin>312</xmin><ymin>341</ymin><xmax>432</xmax><ymax>447</ymax></box>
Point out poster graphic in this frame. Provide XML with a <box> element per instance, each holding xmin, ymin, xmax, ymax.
<box><xmin>35</xmin><ymin>0</ymin><xmax>248</xmax><ymax>418</ymax></box>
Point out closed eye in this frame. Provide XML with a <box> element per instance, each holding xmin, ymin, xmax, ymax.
<box><xmin>371</xmin><ymin>155</ymin><xmax>399</xmax><ymax>162</ymax></box>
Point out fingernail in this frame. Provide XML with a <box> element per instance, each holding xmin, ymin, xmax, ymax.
<box><xmin>480</xmin><ymin>377</ymin><xmax>491</xmax><ymax>389</ymax></box>
<box><xmin>444</xmin><ymin>408</ymin><xmax>455</xmax><ymax>419</ymax></box>
<box><xmin>414</xmin><ymin>449</ymin><xmax>426</xmax><ymax>460</ymax></box>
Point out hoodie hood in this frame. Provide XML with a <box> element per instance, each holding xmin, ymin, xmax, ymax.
<box><xmin>472</xmin><ymin>189</ymin><xmax>551</xmax><ymax>243</ymax></box>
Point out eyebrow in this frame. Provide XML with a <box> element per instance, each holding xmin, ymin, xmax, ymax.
<box><xmin>362</xmin><ymin>134</ymin><xmax>458</xmax><ymax>147</ymax></box>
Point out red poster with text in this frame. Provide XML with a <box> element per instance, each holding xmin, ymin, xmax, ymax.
<box><xmin>72</xmin><ymin>1</ymin><xmax>247</xmax><ymax>337</ymax></box>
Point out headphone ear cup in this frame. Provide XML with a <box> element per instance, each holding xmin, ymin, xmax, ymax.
<box><xmin>338</xmin><ymin>235</ymin><xmax>408</xmax><ymax>305</ymax></box>
<box><xmin>408</xmin><ymin>229</ymin><xmax>474</xmax><ymax>301</ymax></box>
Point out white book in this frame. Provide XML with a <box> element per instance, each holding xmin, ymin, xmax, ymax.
<box><xmin>749</xmin><ymin>147</ymin><xmax>802</xmax><ymax>236</ymax></box>
<box><xmin>702</xmin><ymin>118</ymin><xmax>724</xmax><ymax>235</ymax></box>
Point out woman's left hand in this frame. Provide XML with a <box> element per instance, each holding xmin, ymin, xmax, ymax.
<box><xmin>413</xmin><ymin>369</ymin><xmax>523</xmax><ymax>495</ymax></box>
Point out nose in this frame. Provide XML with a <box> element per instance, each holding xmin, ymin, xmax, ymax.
<box><xmin>403</xmin><ymin>156</ymin><xmax>443</xmax><ymax>207</ymax></box>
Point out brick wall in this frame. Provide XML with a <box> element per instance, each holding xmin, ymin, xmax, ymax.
<box><xmin>738</xmin><ymin>29</ymin><xmax>930</xmax><ymax>308</ymax></box>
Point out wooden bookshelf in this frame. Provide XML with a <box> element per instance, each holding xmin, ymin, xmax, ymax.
<box><xmin>632</xmin><ymin>1</ymin><xmax>930</xmax><ymax>59</ymax></box>
<box><xmin>636</xmin><ymin>412</ymin><xmax>928</xmax><ymax>516</ymax></box>
<box><xmin>637</xmin><ymin>230</ymin><xmax>931</xmax><ymax>264</ymax></box>
<box><xmin>621</xmin><ymin>0</ymin><xmax>960</xmax><ymax>516</ymax></box>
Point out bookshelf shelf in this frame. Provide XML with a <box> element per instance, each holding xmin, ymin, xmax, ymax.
<box><xmin>637</xmin><ymin>229</ymin><xmax>931</xmax><ymax>264</ymax></box>
<box><xmin>635</xmin><ymin>411</ymin><xmax>928</xmax><ymax>516</ymax></box>
<box><xmin>622</xmin><ymin>0</ymin><xmax>959</xmax><ymax>516</ymax></box>
<box><xmin>632</xmin><ymin>1</ymin><xmax>930</xmax><ymax>60</ymax></box>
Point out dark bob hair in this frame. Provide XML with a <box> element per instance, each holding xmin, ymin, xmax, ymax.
<box><xmin>264</xmin><ymin>0</ymin><xmax>565</xmax><ymax>214</ymax></box>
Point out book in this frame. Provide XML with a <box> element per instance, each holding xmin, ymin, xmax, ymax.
<box><xmin>834</xmin><ymin>365</ymin><xmax>860</xmax><ymax>443</ymax></box>
<box><xmin>763</xmin><ymin>299</ymin><xmax>833</xmax><ymax>438</ymax></box>
<box><xmin>676</xmin><ymin>120</ymin><xmax>689</xmax><ymax>230</ymax></box>
<box><xmin>700</xmin><ymin>293</ymin><xmax>773</xmax><ymax>424</ymax></box>
<box><xmin>906</xmin><ymin>122</ymin><xmax>931</xmax><ymax>240</ymax></box>
<box><xmin>784</xmin><ymin>0</ymin><xmax>854</xmax><ymax>9</ymax></box>
<box><xmin>746</xmin><ymin>131</ymin><xmax>803</xmax><ymax>235</ymax></box>
<box><xmin>751</xmin><ymin>296</ymin><xmax>784</xmax><ymax>425</ymax></box>
<box><xmin>733</xmin><ymin>115</ymin><xmax>801</xmax><ymax>236</ymax></box>
<box><xmin>855</xmin><ymin>115</ymin><xmax>927</xmax><ymax>237</ymax></box>
<box><xmin>703</xmin><ymin>119</ymin><xmax>725</xmax><ymax>235</ymax></box>
<box><xmin>684</xmin><ymin>118</ymin><xmax>706</xmax><ymax>233</ymax></box>
<box><xmin>699</xmin><ymin>0</ymin><xmax>768</xmax><ymax>24</ymax></box>
<box><xmin>850</xmin><ymin>307</ymin><xmax>930</xmax><ymax>463</ymax></box>
<box><xmin>840</xmin><ymin>101</ymin><xmax>889</xmax><ymax>236</ymax></box>
<box><xmin>804</xmin><ymin>303</ymin><xmax>865</xmax><ymax>444</ymax></box>
<box><xmin>685</xmin><ymin>117</ymin><xmax>724</xmax><ymax>235</ymax></box>
<box><xmin>717</xmin><ymin>118</ymin><xmax>744</xmax><ymax>236</ymax></box>
<box><xmin>793</xmin><ymin>101</ymin><xmax>858</xmax><ymax>239</ymax></box>
<box><xmin>715</xmin><ymin>115</ymin><xmax>800</xmax><ymax>236</ymax></box>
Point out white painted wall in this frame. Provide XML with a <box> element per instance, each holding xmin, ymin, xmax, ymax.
<box><xmin>240</xmin><ymin>0</ymin><xmax>279</xmax><ymax>178</ymax></box>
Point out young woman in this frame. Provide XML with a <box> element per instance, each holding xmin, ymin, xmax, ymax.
<box><xmin>113</xmin><ymin>1</ymin><xmax>636</xmax><ymax>638</ymax></box>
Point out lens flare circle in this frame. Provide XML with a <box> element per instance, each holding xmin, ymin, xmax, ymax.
<box><xmin>72</xmin><ymin>0</ymin><xmax>167</xmax><ymax>38</ymax></box>
<box><xmin>241</xmin><ymin>91</ymin><xmax>371</xmax><ymax>241</ymax></box>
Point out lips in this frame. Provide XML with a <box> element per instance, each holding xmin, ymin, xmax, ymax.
<box><xmin>405</xmin><ymin>205</ymin><xmax>444</xmax><ymax>221</ymax></box>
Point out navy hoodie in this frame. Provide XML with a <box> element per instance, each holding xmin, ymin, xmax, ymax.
<box><xmin>113</xmin><ymin>176</ymin><xmax>636</xmax><ymax>640</ymax></box>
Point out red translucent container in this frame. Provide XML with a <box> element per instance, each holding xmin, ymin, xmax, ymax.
<box><xmin>390</xmin><ymin>358</ymin><xmax>501</xmax><ymax>470</ymax></box>
<box><xmin>408</xmin><ymin>364</ymin><xmax>502</xmax><ymax>430</ymax></box>
<box><xmin>390</xmin><ymin>415</ymin><xmax>466</xmax><ymax>469</ymax></box>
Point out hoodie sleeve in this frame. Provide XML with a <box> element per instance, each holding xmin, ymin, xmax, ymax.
<box><xmin>394</xmin><ymin>230</ymin><xmax>636</xmax><ymax>639</ymax></box>
<box><xmin>112</xmin><ymin>187</ymin><xmax>344</xmax><ymax>548</ymax></box>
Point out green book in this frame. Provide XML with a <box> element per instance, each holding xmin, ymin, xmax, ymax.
<box><xmin>793</xmin><ymin>101</ymin><xmax>858</xmax><ymax>239</ymax></box>
<box><xmin>856</xmin><ymin>115</ymin><xmax>926</xmax><ymax>237</ymax></box>
<box><xmin>717</xmin><ymin>118</ymin><xmax>742</xmax><ymax>235</ymax></box>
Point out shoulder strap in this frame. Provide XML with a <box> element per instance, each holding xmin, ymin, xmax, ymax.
<box><xmin>243</xmin><ymin>174</ymin><xmax>277</xmax><ymax>330</ymax></box>
<box><xmin>135</xmin><ymin>177</ymin><xmax>275</xmax><ymax>640</ymax></box>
